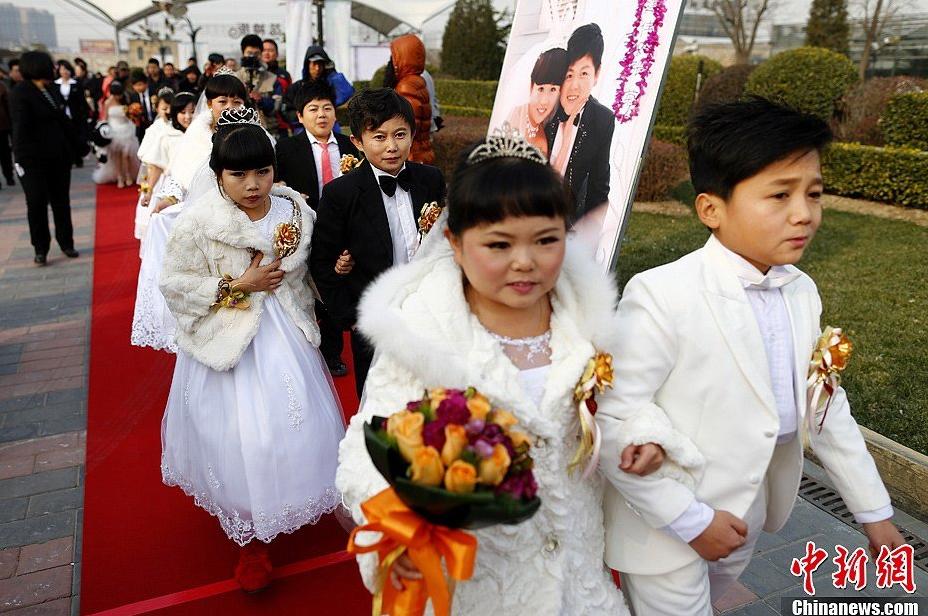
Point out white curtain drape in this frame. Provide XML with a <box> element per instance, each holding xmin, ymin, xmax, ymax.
<box><xmin>285</xmin><ymin>0</ymin><xmax>354</xmax><ymax>81</ymax></box>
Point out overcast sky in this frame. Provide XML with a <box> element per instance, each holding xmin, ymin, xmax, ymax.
<box><xmin>9</xmin><ymin>0</ymin><xmax>928</xmax><ymax>54</ymax></box>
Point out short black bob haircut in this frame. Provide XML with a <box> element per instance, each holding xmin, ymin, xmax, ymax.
<box><xmin>294</xmin><ymin>80</ymin><xmax>337</xmax><ymax>115</ymax></box>
<box><xmin>687</xmin><ymin>97</ymin><xmax>833</xmax><ymax>201</ymax></box>
<box><xmin>19</xmin><ymin>51</ymin><xmax>55</xmax><ymax>81</ymax></box>
<box><xmin>567</xmin><ymin>23</ymin><xmax>604</xmax><ymax>72</ymax></box>
<box><xmin>531</xmin><ymin>48</ymin><xmax>568</xmax><ymax>86</ymax></box>
<box><xmin>210</xmin><ymin>123</ymin><xmax>277</xmax><ymax>182</ymax></box>
<box><xmin>347</xmin><ymin>88</ymin><xmax>416</xmax><ymax>138</ymax></box>
<box><xmin>170</xmin><ymin>92</ymin><xmax>196</xmax><ymax>131</ymax></box>
<box><xmin>204</xmin><ymin>74</ymin><xmax>248</xmax><ymax>103</ymax></box>
<box><xmin>447</xmin><ymin>144</ymin><xmax>572</xmax><ymax>235</ymax></box>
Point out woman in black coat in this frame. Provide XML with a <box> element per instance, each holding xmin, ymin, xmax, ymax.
<box><xmin>55</xmin><ymin>59</ymin><xmax>90</xmax><ymax>160</ymax></box>
<box><xmin>10</xmin><ymin>51</ymin><xmax>84</xmax><ymax>265</ymax></box>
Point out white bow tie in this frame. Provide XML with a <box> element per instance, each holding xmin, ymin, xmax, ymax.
<box><xmin>740</xmin><ymin>270</ymin><xmax>801</xmax><ymax>291</ymax></box>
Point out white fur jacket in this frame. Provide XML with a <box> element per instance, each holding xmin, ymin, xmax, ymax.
<box><xmin>335</xmin><ymin>237</ymin><xmax>700</xmax><ymax>615</ymax></box>
<box><xmin>159</xmin><ymin>185</ymin><xmax>319</xmax><ymax>371</ymax></box>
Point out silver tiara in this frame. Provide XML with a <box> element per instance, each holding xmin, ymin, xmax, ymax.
<box><xmin>213</xmin><ymin>65</ymin><xmax>238</xmax><ymax>78</ymax></box>
<box><xmin>157</xmin><ymin>86</ymin><xmax>175</xmax><ymax>98</ymax></box>
<box><xmin>467</xmin><ymin>123</ymin><xmax>548</xmax><ymax>166</ymax></box>
<box><xmin>216</xmin><ymin>107</ymin><xmax>262</xmax><ymax>128</ymax></box>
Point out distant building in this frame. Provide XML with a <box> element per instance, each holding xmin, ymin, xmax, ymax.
<box><xmin>0</xmin><ymin>3</ymin><xmax>58</xmax><ymax>49</ymax></box>
<box><xmin>128</xmin><ymin>38</ymin><xmax>181</xmax><ymax>67</ymax></box>
<box><xmin>673</xmin><ymin>3</ymin><xmax>772</xmax><ymax>65</ymax></box>
<box><xmin>772</xmin><ymin>13</ymin><xmax>928</xmax><ymax>77</ymax></box>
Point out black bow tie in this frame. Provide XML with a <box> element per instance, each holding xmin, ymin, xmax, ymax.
<box><xmin>378</xmin><ymin>168</ymin><xmax>413</xmax><ymax>197</ymax></box>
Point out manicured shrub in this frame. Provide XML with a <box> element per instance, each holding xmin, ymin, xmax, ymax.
<box><xmin>634</xmin><ymin>140</ymin><xmax>690</xmax><ymax>202</ymax></box>
<box><xmin>881</xmin><ymin>91</ymin><xmax>928</xmax><ymax>151</ymax></box>
<box><xmin>836</xmin><ymin>76</ymin><xmax>927</xmax><ymax>145</ymax></box>
<box><xmin>651</xmin><ymin>124</ymin><xmax>686</xmax><ymax>146</ymax></box>
<box><xmin>655</xmin><ymin>55</ymin><xmax>722</xmax><ymax>127</ymax></box>
<box><xmin>432</xmin><ymin>116</ymin><xmax>490</xmax><ymax>181</ymax></box>
<box><xmin>745</xmin><ymin>46</ymin><xmax>857</xmax><ymax>120</ymax></box>
<box><xmin>823</xmin><ymin>143</ymin><xmax>928</xmax><ymax>209</ymax></box>
<box><xmin>695</xmin><ymin>64</ymin><xmax>756</xmax><ymax>109</ymax></box>
<box><xmin>435</xmin><ymin>79</ymin><xmax>498</xmax><ymax>111</ymax></box>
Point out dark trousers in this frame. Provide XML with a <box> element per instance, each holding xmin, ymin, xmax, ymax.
<box><xmin>0</xmin><ymin>130</ymin><xmax>12</xmax><ymax>181</ymax></box>
<box><xmin>350</xmin><ymin>330</ymin><xmax>375</xmax><ymax>400</ymax></box>
<box><xmin>20</xmin><ymin>160</ymin><xmax>74</xmax><ymax>255</ymax></box>
<box><xmin>316</xmin><ymin>301</ymin><xmax>344</xmax><ymax>365</ymax></box>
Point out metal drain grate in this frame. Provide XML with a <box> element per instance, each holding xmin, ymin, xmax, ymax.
<box><xmin>798</xmin><ymin>474</ymin><xmax>928</xmax><ymax>571</ymax></box>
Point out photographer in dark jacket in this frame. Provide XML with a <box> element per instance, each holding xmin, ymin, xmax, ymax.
<box><xmin>10</xmin><ymin>51</ymin><xmax>84</xmax><ymax>265</ymax></box>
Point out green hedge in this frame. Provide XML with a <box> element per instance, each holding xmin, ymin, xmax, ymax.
<box><xmin>652</xmin><ymin>124</ymin><xmax>686</xmax><ymax>146</ymax></box>
<box><xmin>745</xmin><ymin>46</ymin><xmax>857</xmax><ymax>120</ymax></box>
<box><xmin>353</xmin><ymin>80</ymin><xmax>371</xmax><ymax>91</ymax></box>
<box><xmin>823</xmin><ymin>142</ymin><xmax>928</xmax><ymax>209</ymax></box>
<box><xmin>881</xmin><ymin>92</ymin><xmax>928</xmax><ymax>151</ymax></box>
<box><xmin>442</xmin><ymin>104</ymin><xmax>492</xmax><ymax>118</ymax></box>
<box><xmin>436</xmin><ymin>79</ymin><xmax>498</xmax><ymax>110</ymax></box>
<box><xmin>655</xmin><ymin>55</ymin><xmax>723</xmax><ymax>126</ymax></box>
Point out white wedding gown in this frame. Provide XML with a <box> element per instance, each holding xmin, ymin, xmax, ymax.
<box><xmin>93</xmin><ymin>105</ymin><xmax>140</xmax><ymax>184</ymax></box>
<box><xmin>161</xmin><ymin>197</ymin><xmax>345</xmax><ymax>545</ymax></box>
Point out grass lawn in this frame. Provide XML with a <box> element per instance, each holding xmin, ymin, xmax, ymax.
<box><xmin>615</xmin><ymin>207</ymin><xmax>928</xmax><ymax>455</ymax></box>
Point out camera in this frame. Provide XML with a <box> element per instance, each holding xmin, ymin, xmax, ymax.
<box><xmin>241</xmin><ymin>55</ymin><xmax>261</xmax><ymax>70</ymax></box>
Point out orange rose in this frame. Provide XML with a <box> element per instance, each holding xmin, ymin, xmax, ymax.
<box><xmin>509</xmin><ymin>430</ymin><xmax>532</xmax><ymax>449</ymax></box>
<box><xmin>441</xmin><ymin>424</ymin><xmax>469</xmax><ymax>466</ymax></box>
<box><xmin>429</xmin><ymin>388</ymin><xmax>448</xmax><ymax>412</ymax></box>
<box><xmin>409</xmin><ymin>446</ymin><xmax>444</xmax><ymax>487</ymax></box>
<box><xmin>465</xmin><ymin>392</ymin><xmax>492</xmax><ymax>421</ymax></box>
<box><xmin>443</xmin><ymin>460</ymin><xmax>477</xmax><ymax>493</ymax></box>
<box><xmin>593</xmin><ymin>352</ymin><xmax>615</xmax><ymax>392</ymax></box>
<box><xmin>829</xmin><ymin>332</ymin><xmax>853</xmax><ymax>371</ymax></box>
<box><xmin>478</xmin><ymin>444</ymin><xmax>511</xmax><ymax>486</ymax></box>
<box><xmin>488</xmin><ymin>409</ymin><xmax>518</xmax><ymax>431</ymax></box>
<box><xmin>387</xmin><ymin>410</ymin><xmax>424</xmax><ymax>463</ymax></box>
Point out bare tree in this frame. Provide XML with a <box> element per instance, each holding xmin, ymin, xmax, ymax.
<box><xmin>856</xmin><ymin>0</ymin><xmax>907</xmax><ymax>79</ymax></box>
<box><xmin>710</xmin><ymin>0</ymin><xmax>772</xmax><ymax>64</ymax></box>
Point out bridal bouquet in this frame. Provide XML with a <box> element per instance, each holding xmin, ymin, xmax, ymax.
<box><xmin>348</xmin><ymin>387</ymin><xmax>540</xmax><ymax>616</ymax></box>
<box><xmin>125</xmin><ymin>102</ymin><xmax>143</xmax><ymax>126</ymax></box>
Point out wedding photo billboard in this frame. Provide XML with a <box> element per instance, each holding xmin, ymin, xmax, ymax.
<box><xmin>488</xmin><ymin>0</ymin><xmax>687</xmax><ymax>270</ymax></box>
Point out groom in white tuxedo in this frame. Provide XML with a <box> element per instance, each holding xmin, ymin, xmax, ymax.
<box><xmin>598</xmin><ymin>99</ymin><xmax>905</xmax><ymax>615</ymax></box>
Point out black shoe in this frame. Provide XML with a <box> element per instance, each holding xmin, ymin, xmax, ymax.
<box><xmin>4</xmin><ymin>176</ymin><xmax>13</xmax><ymax>186</ymax></box>
<box><xmin>63</xmin><ymin>248</ymin><xmax>79</xmax><ymax>258</ymax></box>
<box><xmin>326</xmin><ymin>360</ymin><xmax>348</xmax><ymax>377</ymax></box>
<box><xmin>34</xmin><ymin>253</ymin><xmax>47</xmax><ymax>265</ymax></box>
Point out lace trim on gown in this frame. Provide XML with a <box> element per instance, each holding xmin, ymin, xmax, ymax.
<box><xmin>162</xmin><ymin>462</ymin><xmax>341</xmax><ymax>546</ymax></box>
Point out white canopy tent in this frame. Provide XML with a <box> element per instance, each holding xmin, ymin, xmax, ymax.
<box><xmin>64</xmin><ymin>0</ymin><xmax>455</xmax><ymax>78</ymax></box>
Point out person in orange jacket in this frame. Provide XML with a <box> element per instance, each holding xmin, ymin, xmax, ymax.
<box><xmin>386</xmin><ymin>34</ymin><xmax>434</xmax><ymax>164</ymax></box>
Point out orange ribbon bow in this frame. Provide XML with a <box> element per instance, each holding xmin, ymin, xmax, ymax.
<box><xmin>347</xmin><ymin>487</ymin><xmax>477</xmax><ymax>616</ymax></box>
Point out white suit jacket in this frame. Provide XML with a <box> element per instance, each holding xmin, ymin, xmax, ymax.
<box><xmin>597</xmin><ymin>236</ymin><xmax>891</xmax><ymax>575</ymax></box>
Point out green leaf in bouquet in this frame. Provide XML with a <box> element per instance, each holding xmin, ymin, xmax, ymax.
<box><xmin>364</xmin><ymin>417</ymin><xmax>409</xmax><ymax>483</ymax></box>
<box><xmin>393</xmin><ymin>477</ymin><xmax>541</xmax><ymax>530</ymax></box>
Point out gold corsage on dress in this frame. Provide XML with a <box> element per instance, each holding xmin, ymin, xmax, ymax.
<box><xmin>272</xmin><ymin>195</ymin><xmax>303</xmax><ymax>259</ymax></box>
<box><xmin>807</xmin><ymin>326</ymin><xmax>853</xmax><ymax>434</ymax></box>
<box><xmin>417</xmin><ymin>201</ymin><xmax>443</xmax><ymax>245</ymax></box>
<box><xmin>570</xmin><ymin>352</ymin><xmax>614</xmax><ymax>479</ymax></box>
<box><xmin>340</xmin><ymin>154</ymin><xmax>363</xmax><ymax>175</ymax></box>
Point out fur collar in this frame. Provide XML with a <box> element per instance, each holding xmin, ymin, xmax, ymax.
<box><xmin>357</xmin><ymin>235</ymin><xmax>618</xmax><ymax>389</ymax></box>
<box><xmin>186</xmin><ymin>185</ymin><xmax>315</xmax><ymax>272</ymax></box>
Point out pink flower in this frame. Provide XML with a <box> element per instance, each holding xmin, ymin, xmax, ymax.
<box><xmin>422</xmin><ymin>419</ymin><xmax>448</xmax><ymax>450</ymax></box>
<box><xmin>437</xmin><ymin>392</ymin><xmax>470</xmax><ymax>425</ymax></box>
<box><xmin>496</xmin><ymin>470</ymin><xmax>538</xmax><ymax>500</ymax></box>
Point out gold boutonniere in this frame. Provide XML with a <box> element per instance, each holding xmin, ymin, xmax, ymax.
<box><xmin>339</xmin><ymin>153</ymin><xmax>363</xmax><ymax>174</ymax></box>
<box><xmin>569</xmin><ymin>352</ymin><xmax>614</xmax><ymax>479</ymax></box>
<box><xmin>273</xmin><ymin>196</ymin><xmax>303</xmax><ymax>259</ymax></box>
<box><xmin>417</xmin><ymin>201</ymin><xmax>443</xmax><ymax>241</ymax></box>
<box><xmin>807</xmin><ymin>326</ymin><xmax>853</xmax><ymax>434</ymax></box>
<box><xmin>210</xmin><ymin>274</ymin><xmax>250</xmax><ymax>311</ymax></box>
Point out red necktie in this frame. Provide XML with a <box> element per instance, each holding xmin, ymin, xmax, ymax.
<box><xmin>319</xmin><ymin>141</ymin><xmax>334</xmax><ymax>185</ymax></box>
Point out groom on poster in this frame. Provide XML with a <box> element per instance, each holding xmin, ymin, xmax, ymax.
<box><xmin>545</xmin><ymin>23</ymin><xmax>615</xmax><ymax>221</ymax></box>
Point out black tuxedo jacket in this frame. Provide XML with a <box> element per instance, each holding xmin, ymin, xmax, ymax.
<box><xmin>127</xmin><ymin>89</ymin><xmax>155</xmax><ymax>138</ymax></box>
<box><xmin>310</xmin><ymin>160</ymin><xmax>446</xmax><ymax>329</ymax></box>
<box><xmin>544</xmin><ymin>96</ymin><xmax>615</xmax><ymax>221</ymax></box>
<box><xmin>10</xmin><ymin>81</ymin><xmax>80</xmax><ymax>166</ymax></box>
<box><xmin>275</xmin><ymin>131</ymin><xmax>359</xmax><ymax>211</ymax></box>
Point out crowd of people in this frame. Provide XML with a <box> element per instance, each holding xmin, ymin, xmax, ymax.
<box><xmin>1</xmin><ymin>27</ymin><xmax>907</xmax><ymax>615</ymax></box>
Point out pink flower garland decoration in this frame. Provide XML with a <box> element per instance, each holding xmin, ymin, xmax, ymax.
<box><xmin>613</xmin><ymin>0</ymin><xmax>668</xmax><ymax>124</ymax></box>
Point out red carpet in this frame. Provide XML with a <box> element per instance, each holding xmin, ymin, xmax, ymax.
<box><xmin>82</xmin><ymin>185</ymin><xmax>368</xmax><ymax>615</ymax></box>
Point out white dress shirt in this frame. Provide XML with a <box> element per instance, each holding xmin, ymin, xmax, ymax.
<box><xmin>550</xmin><ymin>103</ymin><xmax>585</xmax><ymax>175</ymax></box>
<box><xmin>371</xmin><ymin>164</ymin><xmax>419</xmax><ymax>265</ymax></box>
<box><xmin>663</xmin><ymin>236</ymin><xmax>891</xmax><ymax>543</ymax></box>
<box><xmin>306</xmin><ymin>131</ymin><xmax>341</xmax><ymax>199</ymax></box>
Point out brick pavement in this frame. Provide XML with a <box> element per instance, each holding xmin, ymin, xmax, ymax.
<box><xmin>0</xmin><ymin>167</ymin><xmax>925</xmax><ymax>614</ymax></box>
<box><xmin>0</xmin><ymin>167</ymin><xmax>93</xmax><ymax>616</ymax></box>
